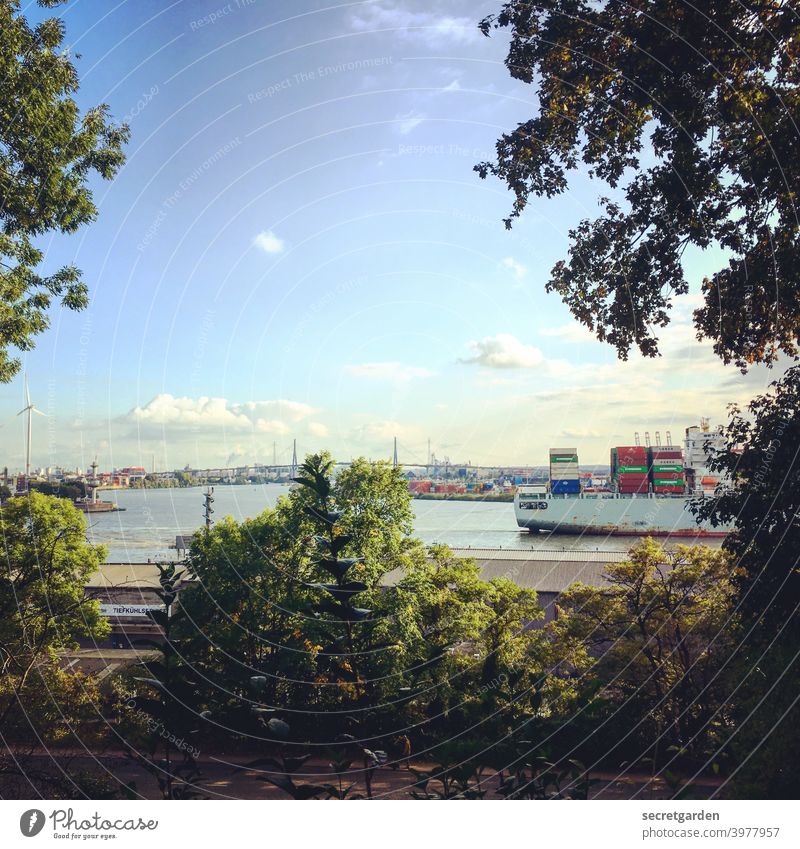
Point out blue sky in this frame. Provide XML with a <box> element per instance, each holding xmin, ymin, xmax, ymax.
<box><xmin>2</xmin><ymin>0</ymin><xmax>782</xmax><ymax>471</ymax></box>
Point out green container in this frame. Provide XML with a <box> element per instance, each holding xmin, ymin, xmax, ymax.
<box><xmin>653</xmin><ymin>464</ymin><xmax>683</xmax><ymax>472</ymax></box>
<box><xmin>654</xmin><ymin>478</ymin><xmax>685</xmax><ymax>486</ymax></box>
<box><xmin>550</xmin><ymin>455</ymin><xmax>578</xmax><ymax>463</ymax></box>
<box><xmin>617</xmin><ymin>465</ymin><xmax>648</xmax><ymax>473</ymax></box>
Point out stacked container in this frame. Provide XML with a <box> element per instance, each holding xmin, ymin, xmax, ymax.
<box><xmin>648</xmin><ymin>445</ymin><xmax>685</xmax><ymax>494</ymax></box>
<box><xmin>612</xmin><ymin>445</ymin><xmax>649</xmax><ymax>493</ymax></box>
<box><xmin>549</xmin><ymin>447</ymin><xmax>581</xmax><ymax>495</ymax></box>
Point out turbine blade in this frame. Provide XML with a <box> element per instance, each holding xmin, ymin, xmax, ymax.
<box><xmin>25</xmin><ymin>375</ymin><xmax>31</xmax><ymax>407</ymax></box>
<box><xmin>32</xmin><ymin>407</ymin><xmax>47</xmax><ymax>416</ymax></box>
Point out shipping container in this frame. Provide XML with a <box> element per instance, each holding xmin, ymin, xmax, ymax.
<box><xmin>617</xmin><ymin>465</ymin><xmax>648</xmax><ymax>473</ymax></box>
<box><xmin>551</xmin><ymin>480</ymin><xmax>581</xmax><ymax>494</ymax></box>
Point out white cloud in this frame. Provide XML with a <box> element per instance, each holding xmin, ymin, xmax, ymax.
<box><xmin>345</xmin><ymin>361</ymin><xmax>433</xmax><ymax>382</ymax></box>
<box><xmin>395</xmin><ymin>111</ymin><xmax>425</xmax><ymax>134</ymax></box>
<box><xmin>128</xmin><ymin>395</ymin><xmax>318</xmax><ymax>431</ymax></box>
<box><xmin>253</xmin><ymin>230</ymin><xmax>284</xmax><ymax>254</ymax></box>
<box><xmin>441</xmin><ymin>79</ymin><xmax>461</xmax><ymax>92</ymax></box>
<box><xmin>308</xmin><ymin>421</ymin><xmax>329</xmax><ymax>437</ymax></box>
<box><xmin>252</xmin><ymin>419</ymin><xmax>291</xmax><ymax>435</ymax></box>
<box><xmin>347</xmin><ymin>419</ymin><xmax>419</xmax><ymax>447</ymax></box>
<box><xmin>460</xmin><ymin>334</ymin><xmax>544</xmax><ymax>369</ymax></box>
<box><xmin>350</xmin><ymin>3</ymin><xmax>481</xmax><ymax>46</ymax></box>
<box><xmin>500</xmin><ymin>256</ymin><xmax>527</xmax><ymax>281</ymax></box>
<box><xmin>540</xmin><ymin>322</ymin><xmax>596</xmax><ymax>343</ymax></box>
<box><xmin>236</xmin><ymin>399</ymin><xmax>318</xmax><ymax>422</ymax></box>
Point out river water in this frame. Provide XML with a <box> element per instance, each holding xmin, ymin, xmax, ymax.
<box><xmin>85</xmin><ymin>485</ymin><xmax>720</xmax><ymax>562</ymax></box>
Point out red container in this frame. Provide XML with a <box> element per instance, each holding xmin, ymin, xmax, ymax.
<box><xmin>618</xmin><ymin>474</ymin><xmax>649</xmax><ymax>482</ymax></box>
<box><xmin>652</xmin><ymin>471</ymin><xmax>683</xmax><ymax>480</ymax></box>
<box><xmin>619</xmin><ymin>484</ymin><xmax>649</xmax><ymax>493</ymax></box>
<box><xmin>654</xmin><ymin>485</ymin><xmax>683</xmax><ymax>493</ymax></box>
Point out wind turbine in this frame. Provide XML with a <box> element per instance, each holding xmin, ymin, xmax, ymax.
<box><xmin>17</xmin><ymin>377</ymin><xmax>45</xmax><ymax>490</ymax></box>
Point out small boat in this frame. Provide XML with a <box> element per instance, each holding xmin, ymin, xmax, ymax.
<box><xmin>74</xmin><ymin>498</ymin><xmax>125</xmax><ymax>513</ymax></box>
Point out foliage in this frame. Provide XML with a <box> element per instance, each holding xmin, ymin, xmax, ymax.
<box><xmin>0</xmin><ymin>492</ymin><xmax>110</xmax><ymax>793</ymax></box>
<box><xmin>477</xmin><ymin>1</ymin><xmax>799</xmax><ymax>368</ymax></box>
<box><xmin>175</xmin><ymin>454</ymin><xmax>548</xmax><ymax>766</ymax></box>
<box><xmin>495</xmin><ymin>754</ymin><xmax>591</xmax><ymax>800</ymax></box>
<box><xmin>119</xmin><ymin>562</ymin><xmax>205</xmax><ymax>799</ymax></box>
<box><xmin>693</xmin><ymin>371</ymin><xmax>800</xmax><ymax>797</ymax></box>
<box><xmin>0</xmin><ymin>0</ymin><xmax>128</xmax><ymax>382</ymax></box>
<box><xmin>30</xmin><ymin>480</ymin><xmax>85</xmax><ymax>500</ymax></box>
<box><xmin>0</xmin><ymin>492</ymin><xmax>108</xmax><ymax>712</ymax></box>
<box><xmin>696</xmin><ymin>366</ymin><xmax>800</xmax><ymax>627</ymax></box>
<box><xmin>550</xmin><ymin>539</ymin><xmax>737</xmax><ymax>761</ymax></box>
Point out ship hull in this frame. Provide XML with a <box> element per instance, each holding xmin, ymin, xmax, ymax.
<box><xmin>75</xmin><ymin>500</ymin><xmax>124</xmax><ymax>513</ymax></box>
<box><xmin>515</xmin><ymin>492</ymin><xmax>730</xmax><ymax>537</ymax></box>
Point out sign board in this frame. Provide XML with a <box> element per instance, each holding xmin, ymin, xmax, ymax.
<box><xmin>173</xmin><ymin>534</ymin><xmax>195</xmax><ymax>551</ymax></box>
<box><xmin>100</xmin><ymin>603</ymin><xmax>161</xmax><ymax>618</ymax></box>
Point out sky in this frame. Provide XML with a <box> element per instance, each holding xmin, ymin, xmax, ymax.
<box><xmin>1</xmin><ymin>0</ymin><xmax>785</xmax><ymax>471</ymax></box>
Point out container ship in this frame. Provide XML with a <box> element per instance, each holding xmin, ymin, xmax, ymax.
<box><xmin>514</xmin><ymin>422</ymin><xmax>733</xmax><ymax>537</ymax></box>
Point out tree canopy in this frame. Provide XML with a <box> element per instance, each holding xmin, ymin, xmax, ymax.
<box><xmin>697</xmin><ymin>366</ymin><xmax>800</xmax><ymax>628</ymax></box>
<box><xmin>552</xmin><ymin>538</ymin><xmax>737</xmax><ymax>760</ymax></box>
<box><xmin>0</xmin><ymin>0</ymin><xmax>128</xmax><ymax>382</ymax></box>
<box><xmin>0</xmin><ymin>492</ymin><xmax>109</xmax><ymax>770</ymax></box>
<box><xmin>477</xmin><ymin>1</ymin><xmax>799</xmax><ymax>369</ymax></box>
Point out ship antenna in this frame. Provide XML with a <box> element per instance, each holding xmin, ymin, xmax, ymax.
<box><xmin>634</xmin><ymin>431</ymin><xmax>641</xmax><ymax>446</ymax></box>
<box><xmin>655</xmin><ymin>431</ymin><xmax>662</xmax><ymax>446</ymax></box>
<box><xmin>666</xmin><ymin>430</ymin><xmax>673</xmax><ymax>446</ymax></box>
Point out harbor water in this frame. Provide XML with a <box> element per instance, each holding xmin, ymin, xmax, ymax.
<box><xmin>84</xmin><ymin>484</ymin><xmax>722</xmax><ymax>562</ymax></box>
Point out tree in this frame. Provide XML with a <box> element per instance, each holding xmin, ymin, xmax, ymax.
<box><xmin>0</xmin><ymin>492</ymin><xmax>109</xmax><ymax>707</ymax></box>
<box><xmin>0</xmin><ymin>0</ymin><xmax>128</xmax><ymax>382</ymax></box>
<box><xmin>0</xmin><ymin>492</ymin><xmax>109</xmax><ymax>791</ymax></box>
<box><xmin>119</xmin><ymin>562</ymin><xmax>205</xmax><ymax>799</ymax></box>
<box><xmin>176</xmin><ymin>454</ymin><xmax>549</xmax><ymax>759</ymax></box>
<box><xmin>697</xmin><ymin>366</ymin><xmax>800</xmax><ymax>627</ymax></box>
<box><xmin>477</xmin><ymin>2</ymin><xmax>799</xmax><ymax>369</ymax></box>
<box><xmin>550</xmin><ymin>539</ymin><xmax>737</xmax><ymax>763</ymax></box>
<box><xmin>694</xmin><ymin>368</ymin><xmax>800</xmax><ymax>797</ymax></box>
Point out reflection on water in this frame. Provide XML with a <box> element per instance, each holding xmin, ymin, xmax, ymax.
<box><xmin>86</xmin><ymin>485</ymin><xmax>722</xmax><ymax>562</ymax></box>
